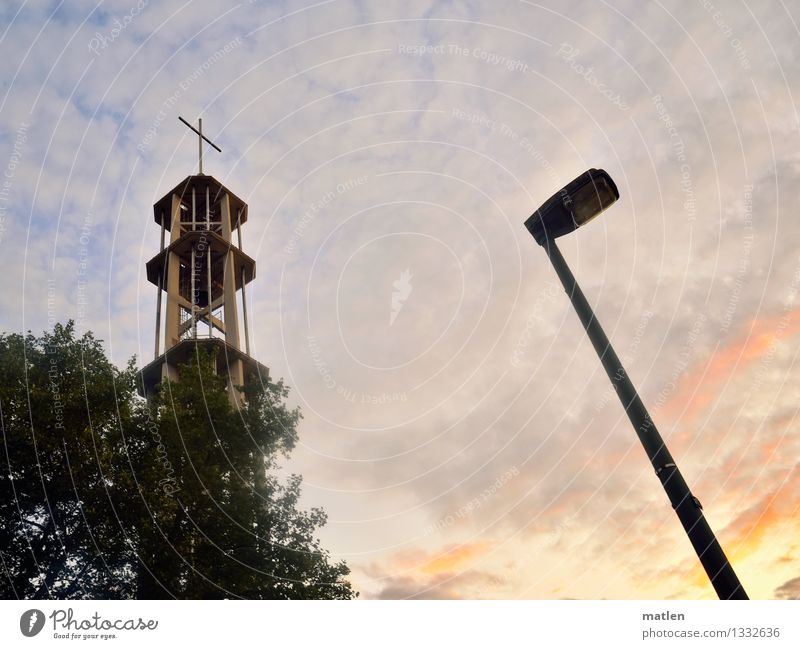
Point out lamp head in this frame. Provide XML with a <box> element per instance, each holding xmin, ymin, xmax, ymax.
<box><xmin>525</xmin><ymin>168</ymin><xmax>619</xmax><ymax>245</ymax></box>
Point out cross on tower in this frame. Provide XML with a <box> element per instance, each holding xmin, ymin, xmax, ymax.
<box><xmin>178</xmin><ymin>116</ymin><xmax>222</xmax><ymax>175</ymax></box>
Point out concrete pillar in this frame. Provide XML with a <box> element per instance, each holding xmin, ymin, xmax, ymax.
<box><xmin>222</xmin><ymin>249</ymin><xmax>240</xmax><ymax>349</ymax></box>
<box><xmin>169</xmin><ymin>193</ymin><xmax>182</xmax><ymax>242</ymax></box>
<box><xmin>164</xmin><ymin>194</ymin><xmax>183</xmax><ymax>349</ymax></box>
<box><xmin>221</xmin><ymin>193</ymin><xmax>240</xmax><ymax>349</ymax></box>
<box><xmin>154</xmin><ymin>272</ymin><xmax>162</xmax><ymax>357</ymax></box>
<box><xmin>241</xmin><ymin>267</ymin><xmax>250</xmax><ymax>355</ymax></box>
<box><xmin>161</xmin><ymin>361</ymin><xmax>178</xmax><ymax>382</ymax></box>
<box><xmin>221</xmin><ymin>193</ymin><xmax>232</xmax><ymax>240</ymax></box>
<box><xmin>227</xmin><ymin>358</ymin><xmax>245</xmax><ymax>407</ymax></box>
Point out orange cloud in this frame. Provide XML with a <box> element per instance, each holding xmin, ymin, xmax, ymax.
<box><xmin>370</xmin><ymin>540</ymin><xmax>495</xmax><ymax>580</ymax></box>
<box><xmin>724</xmin><ymin>469</ymin><xmax>800</xmax><ymax>561</ymax></box>
<box><xmin>683</xmin><ymin>466</ymin><xmax>800</xmax><ymax>590</ymax></box>
<box><xmin>419</xmin><ymin>541</ymin><xmax>493</xmax><ymax>576</ymax></box>
<box><xmin>663</xmin><ymin>309</ymin><xmax>800</xmax><ymax>424</ymax></box>
<box><xmin>716</xmin><ymin>428</ymin><xmax>790</xmax><ymax>481</ymax></box>
<box><xmin>362</xmin><ymin>541</ymin><xmax>501</xmax><ymax>599</ymax></box>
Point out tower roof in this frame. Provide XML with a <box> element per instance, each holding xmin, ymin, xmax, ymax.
<box><xmin>144</xmin><ymin>229</ymin><xmax>256</xmax><ymax>288</ymax></box>
<box><xmin>153</xmin><ymin>174</ymin><xmax>249</xmax><ymax>231</ymax></box>
<box><xmin>138</xmin><ymin>337</ymin><xmax>270</xmax><ymax>400</ymax></box>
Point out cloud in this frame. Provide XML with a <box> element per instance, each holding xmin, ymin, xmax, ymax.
<box><xmin>362</xmin><ymin>541</ymin><xmax>504</xmax><ymax>599</ymax></box>
<box><xmin>774</xmin><ymin>576</ymin><xmax>800</xmax><ymax>600</ymax></box>
<box><xmin>663</xmin><ymin>309</ymin><xmax>800</xmax><ymax>425</ymax></box>
<box><xmin>418</xmin><ymin>541</ymin><xmax>492</xmax><ymax>575</ymax></box>
<box><xmin>372</xmin><ymin>569</ymin><xmax>503</xmax><ymax>599</ymax></box>
<box><xmin>719</xmin><ymin>468</ymin><xmax>800</xmax><ymax>563</ymax></box>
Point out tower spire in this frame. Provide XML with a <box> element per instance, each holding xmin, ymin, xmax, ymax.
<box><xmin>178</xmin><ymin>115</ymin><xmax>222</xmax><ymax>175</ymax></box>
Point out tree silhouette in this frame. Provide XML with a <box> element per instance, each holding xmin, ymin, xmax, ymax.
<box><xmin>0</xmin><ymin>322</ymin><xmax>355</xmax><ymax>599</ymax></box>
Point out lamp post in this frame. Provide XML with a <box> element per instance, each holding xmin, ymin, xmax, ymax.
<box><xmin>525</xmin><ymin>169</ymin><xmax>747</xmax><ymax>600</ymax></box>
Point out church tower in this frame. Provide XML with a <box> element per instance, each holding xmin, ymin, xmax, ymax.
<box><xmin>139</xmin><ymin>117</ymin><xmax>268</xmax><ymax>404</ymax></box>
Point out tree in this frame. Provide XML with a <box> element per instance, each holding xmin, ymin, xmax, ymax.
<box><xmin>0</xmin><ymin>322</ymin><xmax>355</xmax><ymax>599</ymax></box>
<box><xmin>0</xmin><ymin>322</ymin><xmax>140</xmax><ymax>598</ymax></box>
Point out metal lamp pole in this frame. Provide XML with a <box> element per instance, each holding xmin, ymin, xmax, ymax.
<box><xmin>543</xmin><ymin>238</ymin><xmax>747</xmax><ymax>600</ymax></box>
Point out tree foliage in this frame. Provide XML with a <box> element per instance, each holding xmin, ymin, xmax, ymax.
<box><xmin>0</xmin><ymin>322</ymin><xmax>355</xmax><ymax>599</ymax></box>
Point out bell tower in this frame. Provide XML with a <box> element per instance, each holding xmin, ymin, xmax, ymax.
<box><xmin>139</xmin><ymin>117</ymin><xmax>268</xmax><ymax>404</ymax></box>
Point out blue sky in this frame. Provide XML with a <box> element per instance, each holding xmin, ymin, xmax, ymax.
<box><xmin>2</xmin><ymin>0</ymin><xmax>800</xmax><ymax>599</ymax></box>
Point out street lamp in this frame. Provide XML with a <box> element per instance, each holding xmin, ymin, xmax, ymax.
<box><xmin>525</xmin><ymin>168</ymin><xmax>747</xmax><ymax>600</ymax></box>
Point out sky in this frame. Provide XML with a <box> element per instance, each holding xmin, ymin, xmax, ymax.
<box><xmin>1</xmin><ymin>0</ymin><xmax>799</xmax><ymax>599</ymax></box>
